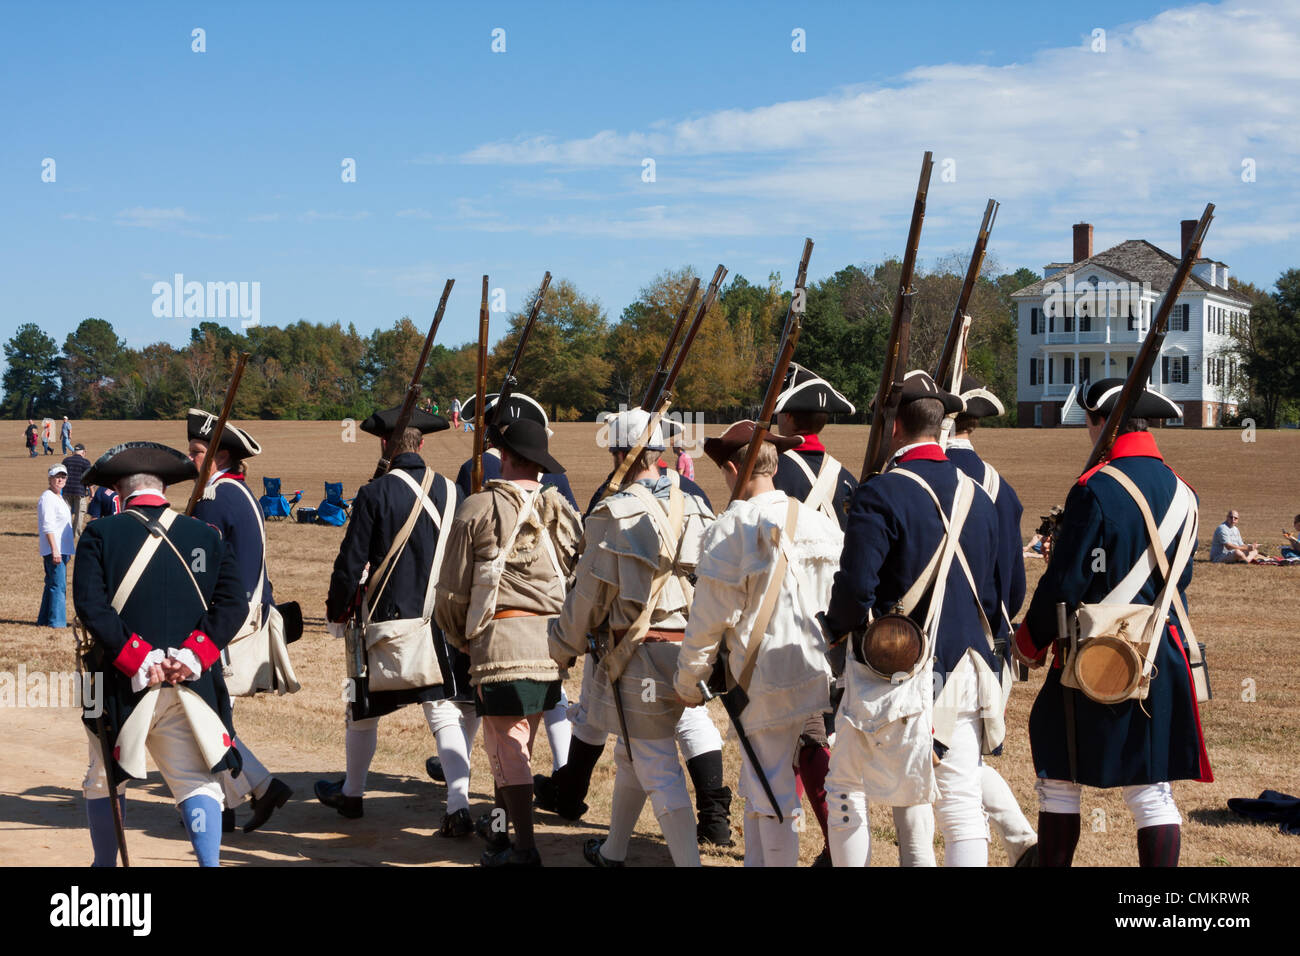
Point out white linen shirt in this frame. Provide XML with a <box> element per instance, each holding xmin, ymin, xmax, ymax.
<box><xmin>38</xmin><ymin>489</ymin><xmax>73</xmax><ymax>556</ymax></box>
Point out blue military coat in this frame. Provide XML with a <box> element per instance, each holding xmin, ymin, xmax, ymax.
<box><xmin>947</xmin><ymin>441</ymin><xmax>1027</xmax><ymax>622</ymax></box>
<box><xmin>827</xmin><ymin>443</ymin><xmax>1007</xmax><ymax>678</ymax></box>
<box><xmin>1015</xmin><ymin>430</ymin><xmax>1212</xmax><ymax>788</ymax></box>
<box><xmin>193</xmin><ymin>472</ymin><xmax>273</xmax><ymax>611</ymax></box>
<box><xmin>771</xmin><ymin>434</ymin><xmax>857</xmax><ymax>530</ymax></box>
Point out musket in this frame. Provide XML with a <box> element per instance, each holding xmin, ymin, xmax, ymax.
<box><xmin>488</xmin><ymin>271</ymin><xmax>551</xmax><ymax>444</ymax></box>
<box><xmin>697</xmin><ymin>679</ymin><xmax>783</xmax><ymax>824</ymax></box>
<box><xmin>471</xmin><ymin>276</ymin><xmax>490</xmax><ymax>493</ymax></box>
<box><xmin>728</xmin><ymin>238</ymin><xmax>813</xmax><ymax>505</ymax></box>
<box><xmin>859</xmin><ymin>151</ymin><xmax>934</xmax><ymax>482</ymax></box>
<box><xmin>74</xmin><ymin>619</ymin><xmax>129</xmax><ymax>866</ymax></box>
<box><xmin>589</xmin><ymin>636</ymin><xmax>634</xmax><ymax>764</ymax></box>
<box><xmin>601</xmin><ymin>264</ymin><xmax>727</xmax><ymax>499</ymax></box>
<box><xmin>642</xmin><ymin>277</ymin><xmax>700</xmax><ymax>408</ymax></box>
<box><xmin>1083</xmin><ymin>203</ymin><xmax>1214</xmax><ymax>472</ymax></box>
<box><xmin>186</xmin><ymin>351</ymin><xmax>250</xmax><ymax>516</ymax></box>
<box><xmin>372</xmin><ymin>278</ymin><xmax>455</xmax><ymax>481</ymax></box>
<box><xmin>933</xmin><ymin>199</ymin><xmax>999</xmax><ymax>392</ymax></box>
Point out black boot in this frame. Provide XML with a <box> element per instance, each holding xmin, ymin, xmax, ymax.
<box><xmin>244</xmin><ymin>778</ymin><xmax>293</xmax><ymax>833</ymax></box>
<box><xmin>686</xmin><ymin>751</ymin><xmax>733</xmax><ymax>847</ymax></box>
<box><xmin>535</xmin><ymin>738</ymin><xmax>603</xmax><ymax>821</ymax></box>
<box><xmin>314</xmin><ymin>779</ymin><xmax>363</xmax><ymax>819</ymax></box>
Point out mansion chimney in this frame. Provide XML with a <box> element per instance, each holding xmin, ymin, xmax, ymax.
<box><xmin>1073</xmin><ymin>222</ymin><xmax>1093</xmax><ymax>263</ymax></box>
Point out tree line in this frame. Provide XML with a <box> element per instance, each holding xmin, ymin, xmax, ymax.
<box><xmin>6</xmin><ymin>260</ymin><xmax>1294</xmax><ymax>426</ymax></box>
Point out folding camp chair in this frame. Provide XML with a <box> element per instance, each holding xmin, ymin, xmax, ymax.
<box><xmin>259</xmin><ymin>477</ymin><xmax>301</xmax><ymax>521</ymax></box>
<box><xmin>314</xmin><ymin>481</ymin><xmax>352</xmax><ymax>526</ymax></box>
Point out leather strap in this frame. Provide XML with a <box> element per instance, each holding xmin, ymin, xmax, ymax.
<box><xmin>117</xmin><ymin>509</ymin><xmax>207</xmax><ymax>611</ymax></box>
<box><xmin>390</xmin><ymin>469</ymin><xmax>457</xmax><ymax>618</ymax></box>
<box><xmin>782</xmin><ymin>449</ymin><xmax>840</xmax><ymax>523</ymax></box>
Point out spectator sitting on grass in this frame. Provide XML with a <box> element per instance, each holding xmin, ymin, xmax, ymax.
<box><xmin>1210</xmin><ymin>509</ymin><xmax>1260</xmax><ymax>563</ymax></box>
<box><xmin>1281</xmin><ymin>515</ymin><xmax>1300</xmax><ymax>560</ymax></box>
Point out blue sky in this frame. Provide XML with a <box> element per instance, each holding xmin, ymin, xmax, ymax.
<box><xmin>3</xmin><ymin>0</ymin><xmax>1296</xmax><ymax>358</ymax></box>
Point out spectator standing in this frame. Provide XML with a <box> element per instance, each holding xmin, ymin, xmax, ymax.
<box><xmin>37</xmin><ymin>464</ymin><xmax>74</xmax><ymax>627</ymax></box>
<box><xmin>25</xmin><ymin>420</ymin><xmax>39</xmax><ymax>457</ymax></box>
<box><xmin>62</xmin><ymin>444</ymin><xmax>92</xmax><ymax>537</ymax></box>
<box><xmin>61</xmin><ymin>416</ymin><xmax>73</xmax><ymax>454</ymax></box>
<box><xmin>1210</xmin><ymin>510</ymin><xmax>1259</xmax><ymax>563</ymax></box>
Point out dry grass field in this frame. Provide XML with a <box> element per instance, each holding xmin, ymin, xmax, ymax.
<box><xmin>2</xmin><ymin>418</ymin><xmax>1298</xmax><ymax>867</ymax></box>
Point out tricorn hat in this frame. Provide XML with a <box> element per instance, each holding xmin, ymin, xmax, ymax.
<box><xmin>496</xmin><ymin>418</ymin><xmax>564</xmax><ymax>475</ymax></box>
<box><xmin>84</xmin><ymin>441</ymin><xmax>198</xmax><ymax>487</ymax></box>
<box><xmin>773</xmin><ymin>363</ymin><xmax>856</xmax><ymax>415</ymax></box>
<box><xmin>891</xmin><ymin>370</ymin><xmax>964</xmax><ymax>415</ymax></box>
<box><xmin>187</xmin><ymin>409</ymin><xmax>263</xmax><ymax>460</ymax></box>
<box><xmin>954</xmin><ymin>373</ymin><xmax>1006</xmax><ymax>419</ymax></box>
<box><xmin>359</xmin><ymin>406</ymin><xmax>449</xmax><ymax>437</ymax></box>
<box><xmin>461</xmin><ymin>392</ymin><xmax>552</xmax><ymax>436</ymax></box>
<box><xmin>703</xmin><ymin>420</ymin><xmax>802</xmax><ymax>469</ymax></box>
<box><xmin>599</xmin><ymin>407</ymin><xmax>666</xmax><ymax>452</ymax></box>
<box><xmin>1080</xmin><ymin>378</ymin><xmax>1182</xmax><ymax>420</ymax></box>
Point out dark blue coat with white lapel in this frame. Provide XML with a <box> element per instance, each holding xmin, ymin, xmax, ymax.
<box><xmin>193</xmin><ymin>472</ymin><xmax>273</xmax><ymax>611</ymax></box>
<box><xmin>328</xmin><ymin>453</ymin><xmax>466</xmax><ymax>717</ymax></box>
<box><xmin>73</xmin><ymin>497</ymin><xmax>248</xmax><ymax>783</ymax></box>
<box><xmin>827</xmin><ymin>444</ymin><xmax>1006</xmax><ymax>677</ymax></box>
<box><xmin>772</xmin><ymin>434</ymin><xmax>857</xmax><ymax>530</ymax></box>
<box><xmin>456</xmin><ymin>451</ymin><xmax>578</xmax><ymax>511</ymax></box>
<box><xmin>947</xmin><ymin>442</ymin><xmax>1026</xmax><ymax>622</ymax></box>
<box><xmin>1015</xmin><ymin>431</ymin><xmax>1211</xmax><ymax>788</ymax></box>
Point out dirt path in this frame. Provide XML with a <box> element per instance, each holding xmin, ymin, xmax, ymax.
<box><xmin>0</xmin><ymin>705</ymin><xmax>691</xmax><ymax>867</ymax></box>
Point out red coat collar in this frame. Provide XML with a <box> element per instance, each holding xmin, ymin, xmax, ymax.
<box><xmin>127</xmin><ymin>493</ymin><xmax>169</xmax><ymax>507</ymax></box>
<box><xmin>212</xmin><ymin>470</ymin><xmax>245</xmax><ymax>483</ymax></box>
<box><xmin>896</xmin><ymin>443</ymin><xmax>947</xmax><ymax>464</ymax></box>
<box><xmin>795</xmin><ymin>434</ymin><xmax>826</xmax><ymax>453</ymax></box>
<box><xmin>1077</xmin><ymin>431</ymin><xmax>1163</xmax><ymax>485</ymax></box>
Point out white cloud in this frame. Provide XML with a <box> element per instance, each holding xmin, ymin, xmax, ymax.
<box><xmin>114</xmin><ymin>207</ymin><xmax>197</xmax><ymax>228</ymax></box>
<box><xmin>456</xmin><ymin>0</ymin><xmax>1300</xmax><ymax>262</ymax></box>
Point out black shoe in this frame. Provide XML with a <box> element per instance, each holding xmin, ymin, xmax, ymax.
<box><xmin>811</xmin><ymin>846</ymin><xmax>832</xmax><ymax>868</ymax></box>
<box><xmin>534</xmin><ymin>772</ymin><xmax>588</xmax><ymax>821</ymax></box>
<box><xmin>583</xmin><ymin>838</ymin><xmax>624</xmax><ymax>868</ymax></box>
<box><xmin>425</xmin><ymin>756</ymin><xmax>445</xmax><ymax>783</ymax></box>
<box><xmin>314</xmin><ymin>778</ymin><xmax>363</xmax><ymax>819</ymax></box>
<box><xmin>477</xmin><ymin>811</ymin><xmax>511</xmax><ymax>853</ymax></box>
<box><xmin>222</xmin><ymin>808</ymin><xmax>236</xmax><ymax>833</ymax></box>
<box><xmin>480</xmin><ymin>844</ymin><xmax>542</xmax><ymax>867</ymax></box>
<box><xmin>1014</xmin><ymin>842</ymin><xmax>1040</xmax><ymax>868</ymax></box>
<box><xmin>244</xmin><ymin>778</ymin><xmax>293</xmax><ymax>833</ymax></box>
<box><xmin>438</xmin><ymin>807</ymin><xmax>474</xmax><ymax>838</ymax></box>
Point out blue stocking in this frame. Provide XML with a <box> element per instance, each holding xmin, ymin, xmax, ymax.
<box><xmin>179</xmin><ymin>795</ymin><xmax>222</xmax><ymax>867</ymax></box>
<box><xmin>86</xmin><ymin>795</ymin><xmax>125</xmax><ymax>867</ymax></box>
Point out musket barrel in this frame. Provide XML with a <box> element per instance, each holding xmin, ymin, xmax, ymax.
<box><xmin>472</xmin><ymin>275</ymin><xmax>490</xmax><ymax>493</ymax></box>
<box><xmin>186</xmin><ymin>351</ymin><xmax>250</xmax><ymax>516</ymax></box>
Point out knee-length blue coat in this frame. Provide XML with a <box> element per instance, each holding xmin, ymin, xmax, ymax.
<box><xmin>1014</xmin><ymin>431</ymin><xmax>1212</xmax><ymax>788</ymax></box>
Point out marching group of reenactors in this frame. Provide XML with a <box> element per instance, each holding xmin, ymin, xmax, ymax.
<box><xmin>67</xmin><ymin>354</ymin><xmax>1211</xmax><ymax>868</ymax></box>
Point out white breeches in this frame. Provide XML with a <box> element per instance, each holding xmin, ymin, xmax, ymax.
<box><xmin>569</xmin><ymin>661</ymin><xmax>723</xmax><ymax>758</ymax></box>
<box><xmin>82</xmin><ymin>690</ymin><xmax>223</xmax><ymax>805</ymax></box>
<box><xmin>612</xmin><ymin>735</ymin><xmax>692</xmax><ymax>817</ymax></box>
<box><xmin>1036</xmin><ymin>779</ymin><xmax>1182</xmax><ymax>829</ymax></box>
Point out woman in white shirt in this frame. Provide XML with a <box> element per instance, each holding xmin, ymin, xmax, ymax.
<box><xmin>37</xmin><ymin>464</ymin><xmax>75</xmax><ymax>627</ymax></box>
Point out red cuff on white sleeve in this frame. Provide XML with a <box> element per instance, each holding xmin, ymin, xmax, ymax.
<box><xmin>113</xmin><ymin>634</ymin><xmax>153</xmax><ymax>676</ymax></box>
<box><xmin>1014</xmin><ymin>621</ymin><xmax>1047</xmax><ymax>664</ymax></box>
<box><xmin>181</xmin><ymin>630</ymin><xmax>221</xmax><ymax>671</ymax></box>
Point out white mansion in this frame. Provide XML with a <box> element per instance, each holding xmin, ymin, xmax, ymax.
<box><xmin>1012</xmin><ymin>221</ymin><xmax>1252</xmax><ymax>427</ymax></box>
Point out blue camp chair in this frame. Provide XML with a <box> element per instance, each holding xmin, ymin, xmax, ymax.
<box><xmin>259</xmin><ymin>477</ymin><xmax>302</xmax><ymax>521</ymax></box>
<box><xmin>315</xmin><ymin>481</ymin><xmax>352</xmax><ymax>526</ymax></box>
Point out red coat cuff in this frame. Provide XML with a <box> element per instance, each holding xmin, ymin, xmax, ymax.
<box><xmin>181</xmin><ymin>630</ymin><xmax>221</xmax><ymax>671</ymax></box>
<box><xmin>1015</xmin><ymin>621</ymin><xmax>1047</xmax><ymax>663</ymax></box>
<box><xmin>113</xmin><ymin>634</ymin><xmax>153</xmax><ymax>675</ymax></box>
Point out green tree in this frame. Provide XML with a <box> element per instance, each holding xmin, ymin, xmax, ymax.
<box><xmin>1235</xmin><ymin>269</ymin><xmax>1300</xmax><ymax>428</ymax></box>
<box><xmin>60</xmin><ymin>318</ymin><xmax>126</xmax><ymax>416</ymax></box>
<box><xmin>2</xmin><ymin>323</ymin><xmax>62</xmax><ymax>418</ymax></box>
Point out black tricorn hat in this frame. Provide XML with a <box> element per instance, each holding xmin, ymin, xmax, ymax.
<box><xmin>496</xmin><ymin>418</ymin><xmax>564</xmax><ymax>475</ymax></box>
<box><xmin>359</xmin><ymin>406</ymin><xmax>449</xmax><ymax>437</ymax></box>
<box><xmin>1081</xmin><ymin>378</ymin><xmax>1182</xmax><ymax>420</ymax></box>
<box><xmin>462</xmin><ymin>392</ymin><xmax>552</xmax><ymax>435</ymax></box>
<box><xmin>187</xmin><ymin>409</ymin><xmax>262</xmax><ymax>460</ymax></box>
<box><xmin>954</xmin><ymin>373</ymin><xmax>1006</xmax><ymax>419</ymax></box>
<box><xmin>881</xmin><ymin>370</ymin><xmax>963</xmax><ymax>415</ymax></box>
<box><xmin>773</xmin><ymin>363</ymin><xmax>856</xmax><ymax>415</ymax></box>
<box><xmin>703</xmin><ymin>420</ymin><xmax>803</xmax><ymax>469</ymax></box>
<box><xmin>84</xmin><ymin>441</ymin><xmax>198</xmax><ymax>487</ymax></box>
